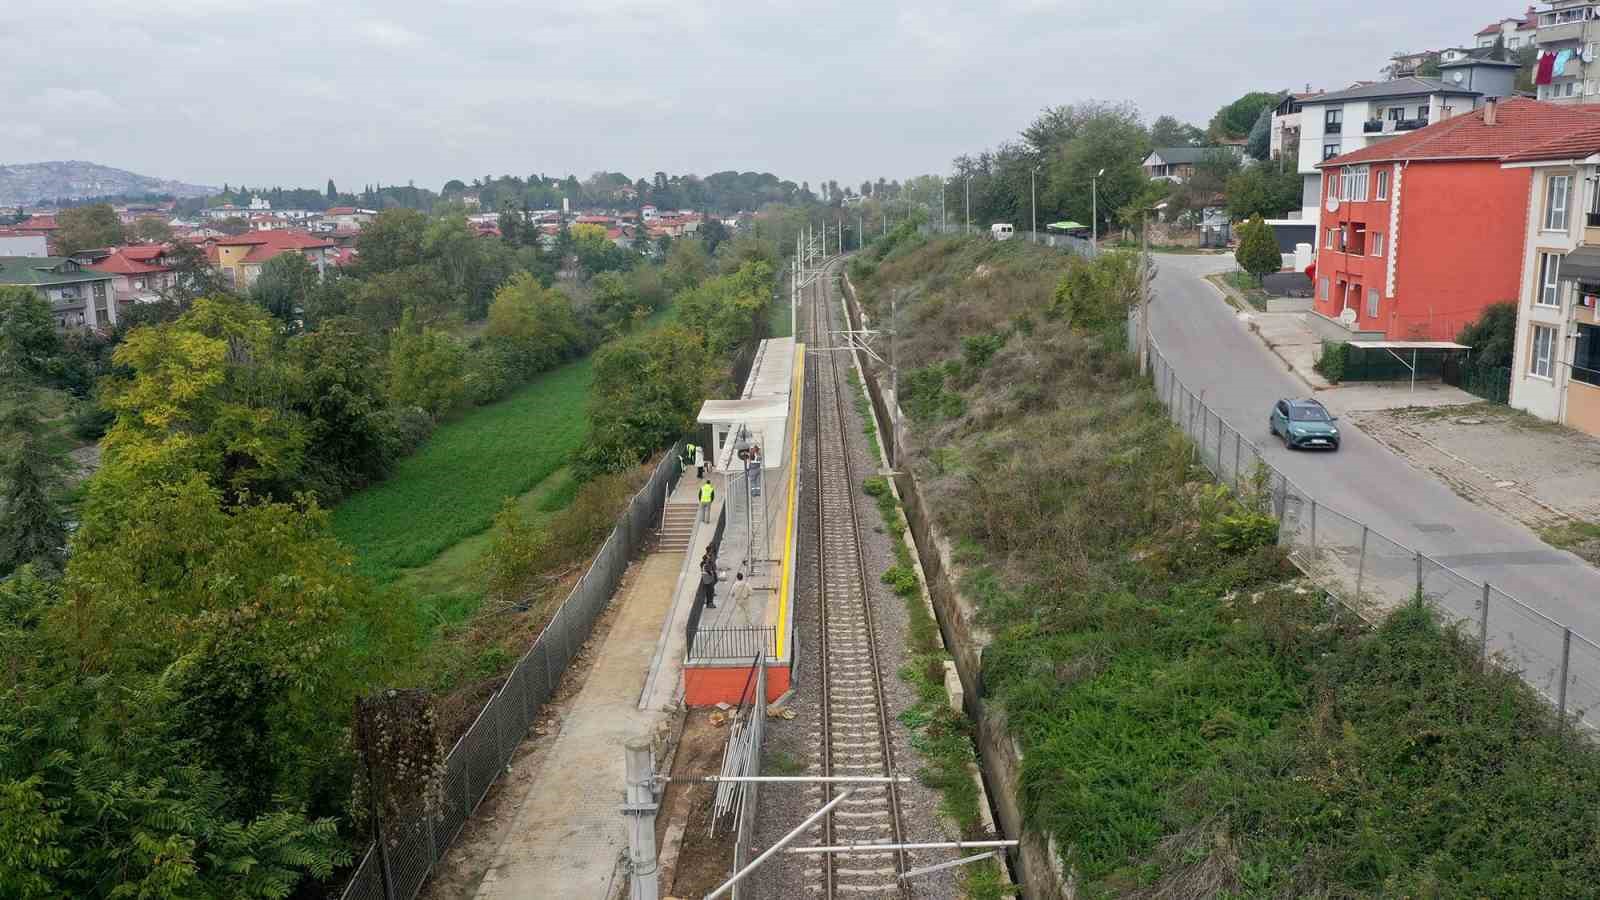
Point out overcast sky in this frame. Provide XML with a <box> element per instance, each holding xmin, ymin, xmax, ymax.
<box><xmin>3</xmin><ymin>0</ymin><xmax>1518</xmax><ymax>193</ymax></box>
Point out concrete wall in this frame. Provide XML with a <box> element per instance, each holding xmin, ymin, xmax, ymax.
<box><xmin>0</xmin><ymin>234</ymin><xmax>47</xmax><ymax>256</ymax></box>
<box><xmin>840</xmin><ymin>272</ymin><xmax>1068</xmax><ymax>900</ymax></box>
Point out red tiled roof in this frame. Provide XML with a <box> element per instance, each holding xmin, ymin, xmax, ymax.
<box><xmin>1319</xmin><ymin>99</ymin><xmax>1600</xmax><ymax>168</ymax></box>
<box><xmin>89</xmin><ymin>246</ymin><xmax>172</xmax><ymax>276</ymax></box>
<box><xmin>1502</xmin><ymin>121</ymin><xmax>1600</xmax><ymax>162</ymax></box>
<box><xmin>17</xmin><ymin>215</ymin><xmax>58</xmax><ymax>231</ymax></box>
<box><xmin>325</xmin><ymin>206</ymin><xmax>357</xmax><ymax>215</ymax></box>
<box><xmin>215</xmin><ymin>229</ymin><xmax>335</xmax><ymax>264</ymax></box>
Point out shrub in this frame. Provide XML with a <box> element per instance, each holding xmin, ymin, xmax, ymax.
<box><xmin>576</xmin><ymin>326</ymin><xmax>711</xmax><ymax>478</ymax></box>
<box><xmin>1234</xmin><ymin>213</ymin><xmax>1283</xmax><ymax>279</ymax></box>
<box><xmin>1314</xmin><ymin>339</ymin><xmax>1349</xmax><ymax>383</ymax></box>
<box><xmin>962</xmin><ymin>332</ymin><xmax>1006</xmax><ymax>369</ymax></box>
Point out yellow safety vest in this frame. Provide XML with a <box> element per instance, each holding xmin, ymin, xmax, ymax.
<box><xmin>699</xmin><ymin>483</ymin><xmax>714</xmax><ymax>504</ymax></box>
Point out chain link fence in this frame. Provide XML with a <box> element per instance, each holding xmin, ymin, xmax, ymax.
<box><xmin>1148</xmin><ymin>337</ymin><xmax>1600</xmax><ymax>732</ymax></box>
<box><xmin>340</xmin><ymin>444</ymin><xmax>684</xmax><ymax>900</ymax></box>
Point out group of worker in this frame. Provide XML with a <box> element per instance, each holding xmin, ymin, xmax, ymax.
<box><xmin>683</xmin><ymin>439</ymin><xmax>757</xmax><ymax>614</ymax></box>
<box><xmin>698</xmin><ymin>548</ymin><xmax>750</xmax><ymax>612</ymax></box>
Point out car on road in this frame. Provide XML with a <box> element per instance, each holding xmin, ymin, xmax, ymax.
<box><xmin>1269</xmin><ymin>398</ymin><xmax>1340</xmax><ymax>450</ymax></box>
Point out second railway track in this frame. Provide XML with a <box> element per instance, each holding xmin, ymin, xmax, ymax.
<box><xmin>805</xmin><ymin>256</ymin><xmax>908</xmax><ymax>897</ymax></box>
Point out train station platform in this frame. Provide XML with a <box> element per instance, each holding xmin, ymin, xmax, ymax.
<box><xmin>681</xmin><ymin>337</ymin><xmax>804</xmax><ymax>706</ymax></box>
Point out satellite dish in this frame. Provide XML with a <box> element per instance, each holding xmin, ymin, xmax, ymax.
<box><xmin>1339</xmin><ymin>307</ymin><xmax>1358</xmax><ymax>326</ymax></box>
<box><xmin>1451</xmin><ymin>70</ymin><xmax>1465</xmax><ymax>84</ymax></box>
<box><xmin>1325</xmin><ymin>195</ymin><xmax>1340</xmax><ymax>213</ymax></box>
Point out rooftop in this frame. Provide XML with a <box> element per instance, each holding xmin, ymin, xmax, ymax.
<box><xmin>1145</xmin><ymin>146</ymin><xmax>1242</xmax><ymax>165</ymax></box>
<box><xmin>1303</xmin><ymin>77</ymin><xmax>1480</xmax><ymax>105</ymax></box>
<box><xmin>1321</xmin><ymin>98</ymin><xmax>1600</xmax><ymax>167</ymax></box>
<box><xmin>0</xmin><ymin>256</ymin><xmax>113</xmax><ymax>287</ymax></box>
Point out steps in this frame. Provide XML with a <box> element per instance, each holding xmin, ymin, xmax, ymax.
<box><xmin>657</xmin><ymin>502</ymin><xmax>700</xmax><ymax>552</ymax></box>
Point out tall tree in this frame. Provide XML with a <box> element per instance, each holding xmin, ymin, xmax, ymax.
<box><xmin>54</xmin><ymin>204</ymin><xmax>126</xmax><ymax>255</ymax></box>
<box><xmin>1246</xmin><ymin>107</ymin><xmax>1274</xmax><ymax>161</ymax></box>
<box><xmin>1208</xmin><ymin>91</ymin><xmax>1285</xmax><ymax>141</ymax></box>
<box><xmin>132</xmin><ymin>217</ymin><xmax>173</xmax><ymax>243</ymax></box>
<box><xmin>326</xmin><ymin>178</ymin><xmax>338</xmax><ymax>201</ymax></box>
<box><xmin>0</xmin><ymin>385</ymin><xmax>69</xmax><ymax>574</ymax></box>
<box><xmin>1150</xmin><ymin>115</ymin><xmax>1204</xmax><ymax>148</ymax></box>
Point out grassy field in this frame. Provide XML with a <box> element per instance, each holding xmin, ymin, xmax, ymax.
<box><xmin>858</xmin><ymin>236</ymin><xmax>1600</xmax><ymax>898</ymax></box>
<box><xmin>333</xmin><ymin>356</ymin><xmax>593</xmax><ymax>585</ymax></box>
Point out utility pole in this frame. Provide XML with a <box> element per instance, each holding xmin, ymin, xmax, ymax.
<box><xmin>1091</xmin><ymin>167</ymin><xmax>1105</xmax><ymax>249</ymax></box>
<box><xmin>964</xmin><ymin>175</ymin><xmax>971</xmax><ymax>236</ymax></box>
<box><xmin>941</xmin><ymin>181</ymin><xmax>947</xmax><ymax>234</ymax></box>
<box><xmin>859</xmin><ymin>213</ymin><xmax>864</xmax><ymax>250</ymax></box>
<box><xmin>1138</xmin><ymin>210</ymin><xmax>1152</xmax><ymax>374</ymax></box>
<box><xmin>623</xmin><ymin>736</ymin><xmax>659</xmax><ymax>900</ymax></box>
<box><xmin>1031</xmin><ymin>166</ymin><xmax>1039</xmax><ymax>243</ymax></box>
<box><xmin>889</xmin><ymin>291</ymin><xmax>898</xmax><ymax>468</ymax></box>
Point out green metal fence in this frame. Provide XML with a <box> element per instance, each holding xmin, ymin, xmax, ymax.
<box><xmin>1461</xmin><ymin>366</ymin><xmax>1512</xmax><ymax>404</ymax></box>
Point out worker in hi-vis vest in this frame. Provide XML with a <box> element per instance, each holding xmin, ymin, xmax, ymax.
<box><xmin>699</xmin><ymin>479</ymin><xmax>715</xmax><ymax>522</ymax></box>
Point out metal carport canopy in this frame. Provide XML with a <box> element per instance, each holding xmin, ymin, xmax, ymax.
<box><xmin>1560</xmin><ymin>245</ymin><xmax>1600</xmax><ymax>282</ymax></box>
<box><xmin>1347</xmin><ymin>341</ymin><xmax>1471</xmax><ymax>351</ymax></box>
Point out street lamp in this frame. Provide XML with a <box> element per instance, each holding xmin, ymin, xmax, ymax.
<box><xmin>1091</xmin><ymin>168</ymin><xmax>1105</xmax><ymax>248</ymax></box>
<box><xmin>1031</xmin><ymin>165</ymin><xmax>1040</xmax><ymax>244</ymax></box>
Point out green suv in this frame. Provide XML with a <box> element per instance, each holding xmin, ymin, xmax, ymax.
<box><xmin>1269</xmin><ymin>398</ymin><xmax>1340</xmax><ymax>450</ymax></box>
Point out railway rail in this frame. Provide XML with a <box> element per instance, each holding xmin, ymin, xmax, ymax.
<box><xmin>805</xmin><ymin>256</ymin><xmax>909</xmax><ymax>897</ymax></box>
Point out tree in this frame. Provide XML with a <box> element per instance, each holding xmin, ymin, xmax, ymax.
<box><xmin>287</xmin><ymin>322</ymin><xmax>396</xmax><ymax>497</ymax></box>
<box><xmin>387</xmin><ymin>311</ymin><xmax>465</xmax><ymax>418</ymax></box>
<box><xmin>1041</xmin><ymin>105</ymin><xmax>1152</xmax><ymax>235</ymax></box>
<box><xmin>1225</xmin><ymin>166</ymin><xmax>1303</xmax><ymax>221</ymax></box>
<box><xmin>132</xmin><ymin>217</ymin><xmax>173</xmax><ymax>243</ymax></box>
<box><xmin>1150</xmin><ymin>115</ymin><xmax>1204</xmax><ymax>148</ymax></box>
<box><xmin>355</xmin><ymin>208</ymin><xmax>428</xmax><ymax>276</ymax></box>
<box><xmin>0</xmin><ymin>387</ymin><xmax>69</xmax><ymax>574</ymax></box>
<box><xmin>54</xmin><ymin>204</ymin><xmax>126</xmax><ymax>255</ymax></box>
<box><xmin>1208</xmin><ymin>91</ymin><xmax>1285</xmax><ymax>141</ymax></box>
<box><xmin>663</xmin><ymin>237</ymin><xmax>711</xmax><ymax>293</ymax></box>
<box><xmin>157</xmin><ymin>240</ymin><xmax>230</xmax><ymax>307</ymax></box>
<box><xmin>0</xmin><ymin>286</ymin><xmax>61</xmax><ymax>379</ymax></box>
<box><xmin>576</xmin><ymin>325</ymin><xmax>712</xmax><ymax>477</ymax></box>
<box><xmin>326</xmin><ymin>178</ymin><xmax>338</xmax><ymax>202</ymax></box>
<box><xmin>1235</xmin><ymin>214</ymin><xmax>1283</xmax><ymax>280</ymax></box>
<box><xmin>250</xmin><ymin>251</ymin><xmax>319</xmax><ymax>328</ymax></box>
<box><xmin>1245</xmin><ymin>107</ymin><xmax>1273</xmax><ymax>161</ymax></box>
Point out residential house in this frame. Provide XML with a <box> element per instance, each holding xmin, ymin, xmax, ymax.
<box><xmin>1313</xmin><ymin>97</ymin><xmax>1600</xmax><ymax>345</ymax></box>
<box><xmin>0</xmin><ymin>256</ymin><xmax>119</xmax><ymax>328</ymax></box>
<box><xmin>0</xmin><ymin>231</ymin><xmax>48</xmax><ymax>257</ymax></box>
<box><xmin>14</xmin><ymin>214</ymin><xmax>59</xmax><ymax>240</ymax></box>
<box><xmin>85</xmin><ymin>245</ymin><xmax>182</xmax><ymax>303</ymax></box>
<box><xmin>1476</xmin><ymin>7</ymin><xmax>1540</xmax><ymax>51</ymax></box>
<box><xmin>209</xmin><ymin>230</ymin><xmax>336</xmax><ymax>289</ymax></box>
<box><xmin>1296</xmin><ymin>78</ymin><xmax>1485</xmax><ymax>237</ymax></box>
<box><xmin>320</xmin><ymin>207</ymin><xmax>375</xmax><ymax>230</ymax></box>
<box><xmin>1143</xmin><ymin>146</ymin><xmax>1244</xmax><ymax>183</ymax></box>
<box><xmin>1533</xmin><ymin>1</ymin><xmax>1600</xmax><ymax>101</ymax></box>
<box><xmin>1501</xmin><ymin>121</ymin><xmax>1600</xmax><ymax>436</ymax></box>
<box><xmin>1270</xmin><ymin>90</ymin><xmax>1324</xmax><ymax>161</ymax></box>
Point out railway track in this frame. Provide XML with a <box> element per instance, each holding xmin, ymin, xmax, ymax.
<box><xmin>804</xmin><ymin>256</ymin><xmax>908</xmax><ymax>897</ymax></box>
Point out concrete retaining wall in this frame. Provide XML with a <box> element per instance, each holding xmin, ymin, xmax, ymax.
<box><xmin>840</xmin><ymin>270</ymin><xmax>1070</xmax><ymax>900</ymax></box>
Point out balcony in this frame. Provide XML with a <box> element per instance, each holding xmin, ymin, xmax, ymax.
<box><xmin>1363</xmin><ymin>119</ymin><xmax>1384</xmax><ymax>133</ymax></box>
<box><xmin>1395</xmin><ymin>119</ymin><xmax>1426</xmax><ymax>131</ymax></box>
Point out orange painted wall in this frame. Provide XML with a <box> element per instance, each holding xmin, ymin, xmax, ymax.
<box><xmin>1318</xmin><ymin>160</ymin><xmax>1531</xmax><ymax>340</ymax></box>
<box><xmin>684</xmin><ymin>663</ymin><xmax>790</xmax><ymax>707</ymax></box>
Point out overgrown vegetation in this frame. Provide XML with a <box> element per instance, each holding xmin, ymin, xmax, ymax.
<box><xmin>852</xmin><ymin>235</ymin><xmax>1600</xmax><ymax>898</ymax></box>
<box><xmin>1456</xmin><ymin>301</ymin><xmax>1517</xmax><ymax>404</ymax></box>
<box><xmin>1314</xmin><ymin>339</ymin><xmax>1349</xmax><ymax>383</ymax></box>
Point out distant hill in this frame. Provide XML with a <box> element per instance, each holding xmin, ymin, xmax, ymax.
<box><xmin>0</xmin><ymin>161</ymin><xmax>214</xmax><ymax>206</ymax></box>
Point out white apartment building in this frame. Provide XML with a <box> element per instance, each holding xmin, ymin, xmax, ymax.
<box><xmin>1297</xmin><ymin>78</ymin><xmax>1484</xmax><ymax>236</ymax></box>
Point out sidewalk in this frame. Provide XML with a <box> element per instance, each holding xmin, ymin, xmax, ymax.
<box><xmin>474</xmin><ymin>547</ymin><xmax>685</xmax><ymax>900</ymax></box>
<box><xmin>1351</xmin><ymin>403</ymin><xmax>1600</xmax><ymax>562</ymax></box>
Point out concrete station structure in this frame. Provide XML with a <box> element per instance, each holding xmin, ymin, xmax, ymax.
<box><xmin>676</xmin><ymin>336</ymin><xmax>805</xmax><ymax>706</ymax></box>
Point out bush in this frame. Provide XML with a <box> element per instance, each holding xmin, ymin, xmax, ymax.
<box><xmin>576</xmin><ymin>326</ymin><xmax>711</xmax><ymax>478</ymax></box>
<box><xmin>1234</xmin><ymin>213</ymin><xmax>1283</xmax><ymax>279</ymax></box>
<box><xmin>1456</xmin><ymin>301</ymin><xmax>1516</xmax><ymax>400</ymax></box>
<box><xmin>962</xmin><ymin>332</ymin><xmax>1006</xmax><ymax>369</ymax></box>
<box><xmin>1314</xmin><ymin>339</ymin><xmax>1350</xmax><ymax>383</ymax></box>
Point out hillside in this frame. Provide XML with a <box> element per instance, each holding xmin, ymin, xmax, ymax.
<box><xmin>850</xmin><ymin>235</ymin><xmax>1600</xmax><ymax>898</ymax></box>
<box><xmin>0</xmin><ymin>160</ymin><xmax>214</xmax><ymax>205</ymax></box>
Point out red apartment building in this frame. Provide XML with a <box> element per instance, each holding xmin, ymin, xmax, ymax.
<box><xmin>1315</xmin><ymin>97</ymin><xmax>1600</xmax><ymax>341</ymax></box>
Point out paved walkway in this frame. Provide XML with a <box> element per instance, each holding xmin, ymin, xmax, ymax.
<box><xmin>474</xmin><ymin>548</ymin><xmax>685</xmax><ymax>900</ymax></box>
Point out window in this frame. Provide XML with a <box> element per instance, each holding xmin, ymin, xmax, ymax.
<box><xmin>1575</xmin><ymin>323</ymin><xmax>1600</xmax><ymax>386</ymax></box>
<box><xmin>1531</xmin><ymin>324</ymin><xmax>1556</xmax><ymax>379</ymax></box>
<box><xmin>1326</xmin><ymin>228</ymin><xmax>1336</xmax><ymax>249</ymax></box>
<box><xmin>1510</xmin><ymin>37</ymin><xmax>1521</xmax><ymax>49</ymax></box>
<box><xmin>1375</xmin><ymin>169</ymin><xmax>1389</xmax><ymax>200</ymax></box>
<box><xmin>1322</xmin><ymin>141</ymin><xmax>1342</xmax><ymax>161</ymax></box>
<box><xmin>1386</xmin><ymin>106</ymin><xmax>1405</xmax><ymax>122</ymax></box>
<box><xmin>1325</xmin><ymin>107</ymin><xmax>1343</xmax><ymax>131</ymax></box>
<box><xmin>1546</xmin><ymin>176</ymin><xmax>1571</xmax><ymax>231</ymax></box>
<box><xmin>1370</xmin><ymin>232</ymin><xmax>1385</xmax><ymax>257</ymax></box>
<box><xmin>1538</xmin><ymin>252</ymin><xmax>1563</xmax><ymax>306</ymax></box>
<box><xmin>1338</xmin><ymin>226</ymin><xmax>1347</xmax><ymax>251</ymax></box>
<box><xmin>1367</xmin><ymin>288</ymin><xmax>1380</xmax><ymax>318</ymax></box>
<box><xmin>1319</xmin><ymin>276</ymin><xmax>1329</xmax><ymax>299</ymax></box>
<box><xmin>1415</xmin><ymin>106</ymin><xmax>1429</xmax><ymax>122</ymax></box>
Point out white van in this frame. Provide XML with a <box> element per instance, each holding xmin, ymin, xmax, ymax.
<box><xmin>990</xmin><ymin>223</ymin><xmax>1015</xmax><ymax>241</ymax></box>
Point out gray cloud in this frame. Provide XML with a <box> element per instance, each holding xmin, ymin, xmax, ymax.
<box><xmin>0</xmin><ymin>0</ymin><xmax>1515</xmax><ymax>192</ymax></box>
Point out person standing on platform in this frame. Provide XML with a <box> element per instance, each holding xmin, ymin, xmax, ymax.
<box><xmin>699</xmin><ymin>554</ymin><xmax>717</xmax><ymax>609</ymax></box>
<box><xmin>694</xmin><ymin>443</ymin><xmax>706</xmax><ymax>478</ymax></box>
<box><xmin>682</xmin><ymin>442</ymin><xmax>696</xmax><ymax>472</ymax></box>
<box><xmin>730</xmin><ymin>571</ymin><xmax>751</xmax><ymax>610</ymax></box>
<box><xmin>699</xmin><ymin>479</ymin><xmax>715</xmax><ymax>522</ymax></box>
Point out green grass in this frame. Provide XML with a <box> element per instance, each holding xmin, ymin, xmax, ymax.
<box><xmin>1541</xmin><ymin>519</ymin><xmax>1600</xmax><ymax>566</ymax></box>
<box><xmin>1215</xmin><ymin>271</ymin><xmax>1270</xmax><ymax>311</ymax></box>
<box><xmin>333</xmin><ymin>356</ymin><xmax>593</xmax><ymax>584</ymax></box>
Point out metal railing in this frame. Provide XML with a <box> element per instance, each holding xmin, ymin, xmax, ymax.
<box><xmin>1146</xmin><ymin>337</ymin><xmax>1600</xmax><ymax>732</ymax></box>
<box><xmin>339</xmin><ymin>443</ymin><xmax>683</xmax><ymax>900</ymax></box>
<box><xmin>706</xmin><ymin>658</ymin><xmax>767</xmax><ymax>899</ymax></box>
<box><xmin>688</xmin><ymin>625</ymin><xmax>777</xmax><ymax>662</ymax></box>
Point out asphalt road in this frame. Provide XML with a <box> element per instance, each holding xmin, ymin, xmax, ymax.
<box><xmin>1149</xmin><ymin>253</ymin><xmax>1600</xmax><ymax>711</ymax></box>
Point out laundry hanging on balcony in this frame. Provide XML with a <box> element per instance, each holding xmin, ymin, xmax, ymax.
<box><xmin>1556</xmin><ymin>49</ymin><xmax>1574</xmax><ymax>76</ymax></box>
<box><xmin>1536</xmin><ymin>51</ymin><xmax>1557</xmax><ymax>85</ymax></box>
